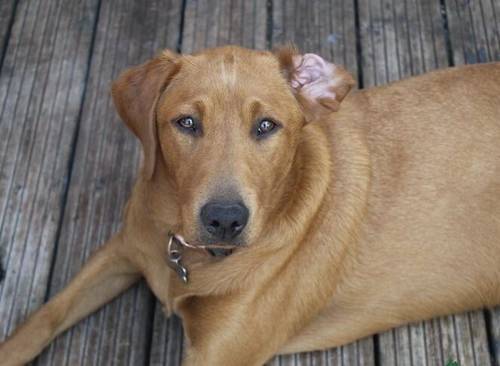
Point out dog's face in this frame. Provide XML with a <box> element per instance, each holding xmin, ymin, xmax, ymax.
<box><xmin>155</xmin><ymin>48</ymin><xmax>304</xmax><ymax>246</ymax></box>
<box><xmin>112</xmin><ymin>46</ymin><xmax>354</xmax><ymax>247</ymax></box>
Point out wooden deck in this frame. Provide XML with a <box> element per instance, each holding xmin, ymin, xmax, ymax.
<box><xmin>0</xmin><ymin>0</ymin><xmax>499</xmax><ymax>365</ymax></box>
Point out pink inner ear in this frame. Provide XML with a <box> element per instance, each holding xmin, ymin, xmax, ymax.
<box><xmin>290</xmin><ymin>53</ymin><xmax>337</xmax><ymax>102</ymax></box>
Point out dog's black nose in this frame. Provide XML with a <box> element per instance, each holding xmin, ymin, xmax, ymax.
<box><xmin>200</xmin><ymin>201</ymin><xmax>249</xmax><ymax>241</ymax></box>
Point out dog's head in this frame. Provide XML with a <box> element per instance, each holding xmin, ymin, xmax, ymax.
<box><xmin>112</xmin><ymin>46</ymin><xmax>354</xmax><ymax>248</ymax></box>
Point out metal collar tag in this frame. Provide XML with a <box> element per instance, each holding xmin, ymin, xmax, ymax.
<box><xmin>167</xmin><ymin>233</ymin><xmax>189</xmax><ymax>283</ymax></box>
<box><xmin>166</xmin><ymin>232</ymin><xmax>237</xmax><ymax>283</ymax></box>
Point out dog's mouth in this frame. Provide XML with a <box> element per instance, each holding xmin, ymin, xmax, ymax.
<box><xmin>207</xmin><ymin>248</ymin><xmax>234</xmax><ymax>257</ymax></box>
<box><xmin>172</xmin><ymin>232</ymin><xmax>239</xmax><ymax>253</ymax></box>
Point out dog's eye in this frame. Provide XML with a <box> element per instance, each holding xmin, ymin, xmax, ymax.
<box><xmin>255</xmin><ymin>119</ymin><xmax>278</xmax><ymax>138</ymax></box>
<box><xmin>178</xmin><ymin>117</ymin><xmax>195</xmax><ymax>129</ymax></box>
<box><xmin>175</xmin><ymin>116</ymin><xmax>200</xmax><ymax>135</ymax></box>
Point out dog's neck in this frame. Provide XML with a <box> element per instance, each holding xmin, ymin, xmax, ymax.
<box><xmin>130</xmin><ymin>112</ymin><xmax>370</xmax><ymax>317</ymax></box>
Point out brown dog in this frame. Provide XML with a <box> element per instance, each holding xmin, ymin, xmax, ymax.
<box><xmin>1</xmin><ymin>45</ymin><xmax>499</xmax><ymax>365</ymax></box>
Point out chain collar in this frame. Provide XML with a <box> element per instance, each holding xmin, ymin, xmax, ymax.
<box><xmin>166</xmin><ymin>232</ymin><xmax>236</xmax><ymax>283</ymax></box>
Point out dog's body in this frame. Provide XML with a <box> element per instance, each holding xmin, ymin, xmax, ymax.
<box><xmin>1</xmin><ymin>46</ymin><xmax>499</xmax><ymax>365</ymax></box>
<box><xmin>284</xmin><ymin>64</ymin><xmax>500</xmax><ymax>352</ymax></box>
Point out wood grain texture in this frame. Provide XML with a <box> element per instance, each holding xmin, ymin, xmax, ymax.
<box><xmin>32</xmin><ymin>0</ymin><xmax>182</xmax><ymax>365</ymax></box>
<box><xmin>182</xmin><ymin>0</ymin><xmax>267</xmax><ymax>53</ymax></box>
<box><xmin>445</xmin><ymin>0</ymin><xmax>500</xmax><ymax>64</ymax></box>
<box><xmin>0</xmin><ymin>0</ymin><xmax>18</xmax><ymax>64</ymax></box>
<box><xmin>359</xmin><ymin>0</ymin><xmax>449</xmax><ymax>88</ymax></box>
<box><xmin>490</xmin><ymin>307</ymin><xmax>500</xmax><ymax>366</ymax></box>
<box><xmin>0</xmin><ymin>0</ymin><xmax>99</xmax><ymax>345</ymax></box>
<box><xmin>272</xmin><ymin>0</ymin><xmax>358</xmax><ymax>81</ymax></box>
<box><xmin>149</xmin><ymin>314</ymin><xmax>184</xmax><ymax>366</ymax></box>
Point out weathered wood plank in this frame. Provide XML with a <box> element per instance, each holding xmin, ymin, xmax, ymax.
<box><xmin>31</xmin><ymin>0</ymin><xmax>182</xmax><ymax>365</ymax></box>
<box><xmin>446</xmin><ymin>0</ymin><xmax>500</xmax><ymax>64</ymax></box>
<box><xmin>0</xmin><ymin>0</ymin><xmax>99</xmax><ymax>345</ymax></box>
<box><xmin>182</xmin><ymin>0</ymin><xmax>267</xmax><ymax>53</ymax></box>
<box><xmin>147</xmin><ymin>1</ymin><xmax>268</xmax><ymax>365</ymax></box>
<box><xmin>272</xmin><ymin>0</ymin><xmax>358</xmax><ymax>81</ymax></box>
<box><xmin>270</xmin><ymin>1</ymin><xmax>374</xmax><ymax>365</ymax></box>
<box><xmin>437</xmin><ymin>312</ymin><xmax>492</xmax><ymax>366</ymax></box>
<box><xmin>268</xmin><ymin>337</ymin><xmax>375</xmax><ymax>366</ymax></box>
<box><xmin>359</xmin><ymin>0</ymin><xmax>449</xmax><ymax>88</ymax></box>
<box><xmin>149</xmin><ymin>313</ymin><xmax>184</xmax><ymax>366</ymax></box>
<box><xmin>373</xmin><ymin>300</ymin><xmax>492</xmax><ymax>366</ymax></box>
<box><xmin>490</xmin><ymin>307</ymin><xmax>500</xmax><ymax>366</ymax></box>
<box><xmin>0</xmin><ymin>0</ymin><xmax>18</xmax><ymax>64</ymax></box>
<box><xmin>359</xmin><ymin>0</ymin><xmax>494</xmax><ymax>365</ymax></box>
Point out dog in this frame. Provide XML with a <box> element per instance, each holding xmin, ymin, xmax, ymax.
<box><xmin>1</xmin><ymin>45</ymin><xmax>499</xmax><ymax>366</ymax></box>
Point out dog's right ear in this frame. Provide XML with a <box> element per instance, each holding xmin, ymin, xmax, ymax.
<box><xmin>275</xmin><ymin>46</ymin><xmax>355</xmax><ymax>123</ymax></box>
<box><xmin>112</xmin><ymin>50</ymin><xmax>180</xmax><ymax>179</ymax></box>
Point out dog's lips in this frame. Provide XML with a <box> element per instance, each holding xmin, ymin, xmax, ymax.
<box><xmin>173</xmin><ymin>233</ymin><xmax>237</xmax><ymax>257</ymax></box>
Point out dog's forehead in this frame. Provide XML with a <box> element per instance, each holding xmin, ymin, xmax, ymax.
<box><xmin>160</xmin><ymin>46</ymin><xmax>301</xmax><ymax>121</ymax></box>
<box><xmin>181</xmin><ymin>47</ymin><xmax>285</xmax><ymax>89</ymax></box>
<box><xmin>195</xmin><ymin>46</ymin><xmax>276</xmax><ymax>69</ymax></box>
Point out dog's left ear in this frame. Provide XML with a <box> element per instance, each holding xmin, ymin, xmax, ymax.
<box><xmin>112</xmin><ymin>50</ymin><xmax>180</xmax><ymax>179</ymax></box>
<box><xmin>275</xmin><ymin>47</ymin><xmax>355</xmax><ymax>122</ymax></box>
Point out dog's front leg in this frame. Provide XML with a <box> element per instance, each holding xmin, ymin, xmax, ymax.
<box><xmin>0</xmin><ymin>233</ymin><xmax>140</xmax><ymax>366</ymax></box>
<box><xmin>178</xmin><ymin>290</ymin><xmax>307</xmax><ymax>366</ymax></box>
